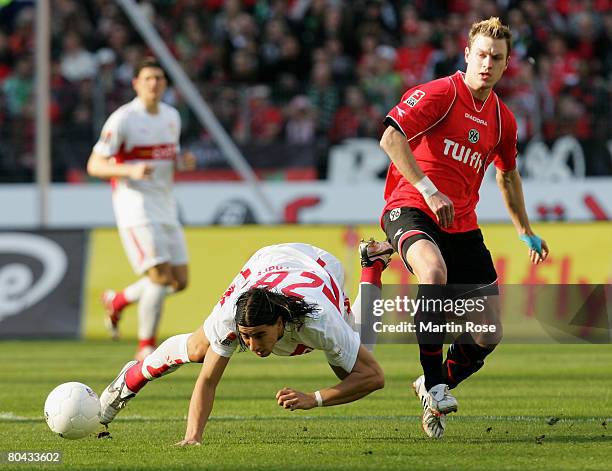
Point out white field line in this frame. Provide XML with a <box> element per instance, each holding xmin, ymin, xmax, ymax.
<box><xmin>2</xmin><ymin>412</ymin><xmax>609</xmax><ymax>424</ymax></box>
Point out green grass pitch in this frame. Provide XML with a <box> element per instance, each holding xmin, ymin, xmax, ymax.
<box><xmin>0</xmin><ymin>341</ymin><xmax>610</xmax><ymax>470</ymax></box>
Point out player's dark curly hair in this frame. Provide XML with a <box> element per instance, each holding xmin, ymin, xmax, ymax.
<box><xmin>134</xmin><ymin>57</ymin><xmax>165</xmax><ymax>78</ymax></box>
<box><xmin>234</xmin><ymin>287</ymin><xmax>319</xmax><ymax>350</ymax></box>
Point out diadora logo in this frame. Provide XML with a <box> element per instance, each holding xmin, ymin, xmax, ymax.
<box><xmin>464</xmin><ymin>113</ymin><xmax>487</xmax><ymax>126</ymax></box>
<box><xmin>443</xmin><ymin>138</ymin><xmax>483</xmax><ymax>171</ymax></box>
<box><xmin>404</xmin><ymin>89</ymin><xmax>425</xmax><ymax>107</ymax></box>
<box><xmin>468</xmin><ymin>129</ymin><xmax>480</xmax><ymax>143</ymax></box>
<box><xmin>0</xmin><ymin>233</ymin><xmax>67</xmax><ymax>322</ymax></box>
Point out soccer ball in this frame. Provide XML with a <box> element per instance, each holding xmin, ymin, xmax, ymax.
<box><xmin>44</xmin><ymin>382</ymin><xmax>101</xmax><ymax>439</ymax></box>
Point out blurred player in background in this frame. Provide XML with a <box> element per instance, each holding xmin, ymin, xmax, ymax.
<box><xmin>98</xmin><ymin>240</ymin><xmax>393</xmax><ymax>445</ymax></box>
<box><xmin>379</xmin><ymin>17</ymin><xmax>549</xmax><ymax>438</ymax></box>
<box><xmin>87</xmin><ymin>57</ymin><xmax>196</xmax><ymax>361</ymax></box>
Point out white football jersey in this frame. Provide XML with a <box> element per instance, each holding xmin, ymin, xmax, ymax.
<box><xmin>203</xmin><ymin>243</ymin><xmax>360</xmax><ymax>373</ymax></box>
<box><xmin>93</xmin><ymin>98</ymin><xmax>181</xmax><ymax>228</ymax></box>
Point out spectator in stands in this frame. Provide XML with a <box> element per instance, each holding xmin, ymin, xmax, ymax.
<box><xmin>306</xmin><ymin>60</ymin><xmax>340</xmax><ymax>136</ymax></box>
<box><xmin>174</xmin><ymin>12</ymin><xmax>215</xmax><ymax>80</ymax></box>
<box><xmin>329</xmin><ymin>85</ymin><xmax>382</xmax><ymax>144</ymax></box>
<box><xmin>259</xmin><ymin>18</ymin><xmax>288</xmax><ymax>82</ymax></box>
<box><xmin>0</xmin><ymin>29</ymin><xmax>14</xmax><ymax>82</ymax></box>
<box><xmin>213</xmin><ymin>86</ymin><xmax>240</xmax><ymax>134</ymax></box>
<box><xmin>285</xmin><ymin>95</ymin><xmax>317</xmax><ymax>145</ymax></box>
<box><xmin>60</xmin><ymin>31</ymin><xmax>98</xmax><ymax>82</ymax></box>
<box><xmin>324</xmin><ymin>37</ymin><xmax>355</xmax><ymax>87</ymax></box>
<box><xmin>546</xmin><ymin>33</ymin><xmax>580</xmax><ymax>97</ymax></box>
<box><xmin>274</xmin><ymin>34</ymin><xmax>308</xmax><ymax>87</ymax></box>
<box><xmin>234</xmin><ymin>85</ymin><xmax>283</xmax><ymax>144</ymax></box>
<box><xmin>431</xmin><ymin>34</ymin><xmax>466</xmax><ymax>79</ymax></box>
<box><xmin>2</xmin><ymin>54</ymin><xmax>32</xmax><ymax>118</ymax></box>
<box><xmin>0</xmin><ymin>0</ymin><xmax>610</xmax><ymax>182</ymax></box>
<box><xmin>211</xmin><ymin>0</ymin><xmax>243</xmax><ymax>45</ymax></box>
<box><xmin>395</xmin><ymin>13</ymin><xmax>435</xmax><ymax>88</ymax></box>
<box><xmin>7</xmin><ymin>6</ymin><xmax>33</xmax><ymax>58</ymax></box>
<box><xmin>360</xmin><ymin>44</ymin><xmax>402</xmax><ymax>116</ymax></box>
<box><xmin>506</xmin><ymin>58</ymin><xmax>551</xmax><ymax>147</ymax></box>
<box><xmin>594</xmin><ymin>11</ymin><xmax>611</xmax><ymax>79</ymax></box>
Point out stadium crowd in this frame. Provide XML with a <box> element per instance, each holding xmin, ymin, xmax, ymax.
<box><xmin>0</xmin><ymin>0</ymin><xmax>609</xmax><ymax>182</ymax></box>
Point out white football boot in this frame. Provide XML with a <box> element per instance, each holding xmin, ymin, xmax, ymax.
<box><xmin>412</xmin><ymin>375</ymin><xmax>458</xmax><ymax>438</ymax></box>
<box><xmin>99</xmin><ymin>360</ymin><xmax>138</xmax><ymax>425</ymax></box>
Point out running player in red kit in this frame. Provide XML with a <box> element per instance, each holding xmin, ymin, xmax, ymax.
<box><xmin>379</xmin><ymin>17</ymin><xmax>549</xmax><ymax>438</ymax></box>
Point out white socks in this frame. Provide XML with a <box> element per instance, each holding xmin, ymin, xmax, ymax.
<box><xmin>141</xmin><ymin>333</ymin><xmax>191</xmax><ymax>380</ymax></box>
<box><xmin>124</xmin><ymin>277</ymin><xmax>175</xmax><ymax>303</ymax></box>
<box><xmin>138</xmin><ymin>279</ymin><xmax>167</xmax><ymax>341</ymax></box>
<box><xmin>123</xmin><ymin>277</ymin><xmax>149</xmax><ymax>303</ymax></box>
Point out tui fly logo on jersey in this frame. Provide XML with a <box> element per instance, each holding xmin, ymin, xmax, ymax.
<box><xmin>404</xmin><ymin>89</ymin><xmax>425</xmax><ymax>107</ymax></box>
<box><xmin>468</xmin><ymin>129</ymin><xmax>480</xmax><ymax>144</ymax></box>
<box><xmin>443</xmin><ymin>138</ymin><xmax>483</xmax><ymax>172</ymax></box>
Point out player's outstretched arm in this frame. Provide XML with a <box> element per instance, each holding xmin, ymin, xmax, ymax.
<box><xmin>86</xmin><ymin>152</ymin><xmax>154</xmax><ymax>181</ymax></box>
<box><xmin>176</xmin><ymin>348</ymin><xmax>230</xmax><ymax>446</ymax></box>
<box><xmin>276</xmin><ymin>345</ymin><xmax>384</xmax><ymax>410</ymax></box>
<box><xmin>496</xmin><ymin>168</ymin><xmax>549</xmax><ymax>264</ymax></box>
<box><xmin>380</xmin><ymin>126</ymin><xmax>455</xmax><ymax>228</ymax></box>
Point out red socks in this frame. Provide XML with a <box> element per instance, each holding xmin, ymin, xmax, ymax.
<box><xmin>112</xmin><ymin>291</ymin><xmax>129</xmax><ymax>312</ymax></box>
<box><xmin>125</xmin><ymin>361</ymin><xmax>148</xmax><ymax>393</ymax></box>
<box><xmin>360</xmin><ymin>260</ymin><xmax>384</xmax><ymax>288</ymax></box>
<box><xmin>138</xmin><ymin>337</ymin><xmax>156</xmax><ymax>350</ymax></box>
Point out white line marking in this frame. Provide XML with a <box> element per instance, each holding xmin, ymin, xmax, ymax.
<box><xmin>3</xmin><ymin>412</ymin><xmax>609</xmax><ymax>424</ymax></box>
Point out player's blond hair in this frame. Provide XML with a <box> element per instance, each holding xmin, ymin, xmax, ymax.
<box><xmin>468</xmin><ymin>17</ymin><xmax>512</xmax><ymax>59</ymax></box>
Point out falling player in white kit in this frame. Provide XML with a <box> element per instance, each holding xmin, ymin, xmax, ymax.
<box><xmin>98</xmin><ymin>240</ymin><xmax>393</xmax><ymax>445</ymax></box>
<box><xmin>87</xmin><ymin>58</ymin><xmax>196</xmax><ymax>360</ymax></box>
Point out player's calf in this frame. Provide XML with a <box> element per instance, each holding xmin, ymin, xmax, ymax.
<box><xmin>442</xmin><ymin>332</ymin><xmax>497</xmax><ymax>389</ymax></box>
<box><xmin>100</xmin><ymin>334</ymin><xmax>192</xmax><ymax>425</ymax></box>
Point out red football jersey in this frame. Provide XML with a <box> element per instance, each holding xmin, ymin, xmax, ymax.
<box><xmin>383</xmin><ymin>71</ymin><xmax>517</xmax><ymax>233</ymax></box>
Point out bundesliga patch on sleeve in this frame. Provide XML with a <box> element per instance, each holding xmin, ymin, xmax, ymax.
<box><xmin>404</xmin><ymin>90</ymin><xmax>426</xmax><ymax>107</ymax></box>
<box><xmin>220</xmin><ymin>332</ymin><xmax>237</xmax><ymax>347</ymax></box>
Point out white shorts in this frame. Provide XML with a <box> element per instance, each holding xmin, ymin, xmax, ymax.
<box><xmin>118</xmin><ymin>223</ymin><xmax>189</xmax><ymax>275</ymax></box>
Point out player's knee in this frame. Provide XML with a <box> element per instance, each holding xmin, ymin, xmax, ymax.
<box><xmin>174</xmin><ymin>278</ymin><xmax>188</xmax><ymax>292</ymax></box>
<box><xmin>419</xmin><ymin>265</ymin><xmax>447</xmax><ymax>284</ymax></box>
<box><xmin>490</xmin><ymin>322</ymin><xmax>503</xmax><ymax>345</ymax></box>
<box><xmin>475</xmin><ymin>323</ymin><xmax>503</xmax><ymax>348</ymax></box>
<box><xmin>187</xmin><ymin>338</ymin><xmax>206</xmax><ymax>363</ymax></box>
<box><xmin>148</xmin><ymin>272</ymin><xmax>173</xmax><ymax>286</ymax></box>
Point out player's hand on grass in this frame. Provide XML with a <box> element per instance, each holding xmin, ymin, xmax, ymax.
<box><xmin>276</xmin><ymin>387</ymin><xmax>317</xmax><ymax>411</ymax></box>
<box><xmin>129</xmin><ymin>162</ymin><xmax>154</xmax><ymax>180</ymax></box>
<box><xmin>425</xmin><ymin>191</ymin><xmax>455</xmax><ymax>229</ymax></box>
<box><xmin>175</xmin><ymin>438</ymin><xmax>202</xmax><ymax>446</ymax></box>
